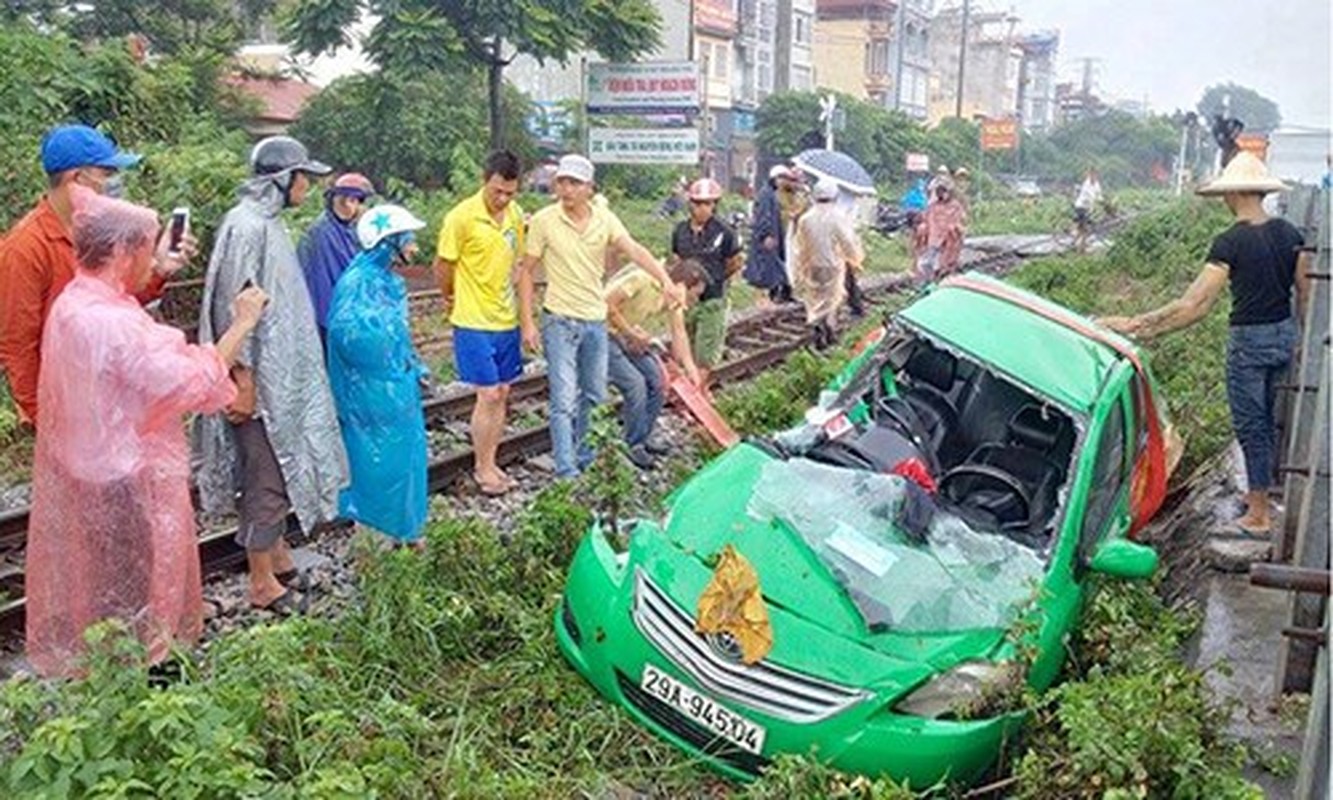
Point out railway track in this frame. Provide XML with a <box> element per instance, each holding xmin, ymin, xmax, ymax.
<box><xmin>1</xmin><ymin>218</ymin><xmax>1124</xmax><ymax>641</ymax></box>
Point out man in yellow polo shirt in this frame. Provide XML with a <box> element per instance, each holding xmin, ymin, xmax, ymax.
<box><xmin>517</xmin><ymin>153</ymin><xmax>684</xmax><ymax>478</ymax></box>
<box><xmin>435</xmin><ymin>150</ymin><xmax>524</xmax><ymax>495</ymax></box>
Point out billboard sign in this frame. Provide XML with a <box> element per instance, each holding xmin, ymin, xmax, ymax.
<box><xmin>980</xmin><ymin>117</ymin><xmax>1020</xmax><ymax>151</ymax></box>
<box><xmin>588</xmin><ymin>128</ymin><xmax>700</xmax><ymax>165</ymax></box>
<box><xmin>905</xmin><ymin>152</ymin><xmax>930</xmax><ymax>172</ymax></box>
<box><xmin>587</xmin><ymin>61</ymin><xmax>700</xmax><ymax>115</ymax></box>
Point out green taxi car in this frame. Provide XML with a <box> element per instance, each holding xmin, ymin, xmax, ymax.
<box><xmin>555</xmin><ymin>274</ymin><xmax>1177</xmax><ymax>787</ymax></box>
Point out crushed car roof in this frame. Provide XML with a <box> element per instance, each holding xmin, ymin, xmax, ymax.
<box><xmin>897</xmin><ymin>275</ymin><xmax>1124</xmax><ymax>413</ymax></box>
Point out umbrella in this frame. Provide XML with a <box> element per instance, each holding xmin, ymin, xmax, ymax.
<box><xmin>793</xmin><ymin>149</ymin><xmax>877</xmax><ymax>196</ymax></box>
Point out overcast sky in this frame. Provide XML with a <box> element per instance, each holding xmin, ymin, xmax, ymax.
<box><xmin>994</xmin><ymin>0</ymin><xmax>1331</xmax><ymax>127</ymax></box>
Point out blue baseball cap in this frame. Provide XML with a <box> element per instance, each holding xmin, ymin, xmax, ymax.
<box><xmin>40</xmin><ymin>125</ymin><xmax>142</xmax><ymax>175</ymax></box>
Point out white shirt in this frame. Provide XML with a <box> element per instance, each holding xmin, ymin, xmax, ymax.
<box><xmin>1074</xmin><ymin>178</ymin><xmax>1102</xmax><ymax>210</ymax></box>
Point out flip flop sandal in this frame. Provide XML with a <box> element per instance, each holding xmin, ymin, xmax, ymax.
<box><xmin>473</xmin><ymin>473</ymin><xmax>511</xmax><ymax>497</ymax></box>
<box><xmin>251</xmin><ymin>589</ymin><xmax>308</xmax><ymax>617</ymax></box>
<box><xmin>276</xmin><ymin>569</ymin><xmax>311</xmax><ymax>592</ymax></box>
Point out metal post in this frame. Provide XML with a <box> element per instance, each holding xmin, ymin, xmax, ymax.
<box><xmin>1278</xmin><ymin>187</ymin><xmax>1330</xmax><ymax>563</ymax></box>
<box><xmin>1275</xmin><ymin>350</ymin><xmax>1330</xmax><ymax>695</ymax></box>
<box><xmin>892</xmin><ymin>0</ymin><xmax>906</xmax><ymax>112</ymax></box>
<box><xmin>955</xmin><ymin>0</ymin><xmax>969</xmax><ymax>119</ymax></box>
<box><xmin>1295</xmin><ymin>627</ymin><xmax>1329</xmax><ymax>800</ymax></box>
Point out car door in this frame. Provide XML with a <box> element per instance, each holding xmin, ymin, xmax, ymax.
<box><xmin>1075</xmin><ymin>370</ymin><xmax>1135</xmax><ymax>574</ymax></box>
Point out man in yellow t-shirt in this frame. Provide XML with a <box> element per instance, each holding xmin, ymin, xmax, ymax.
<box><xmin>517</xmin><ymin>153</ymin><xmax>684</xmax><ymax>477</ymax></box>
<box><xmin>434</xmin><ymin>150</ymin><xmax>525</xmax><ymax>495</ymax></box>
<box><xmin>606</xmin><ymin>259</ymin><xmax>706</xmax><ymax>469</ymax></box>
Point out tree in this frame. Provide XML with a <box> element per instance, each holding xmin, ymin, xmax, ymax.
<box><xmin>4</xmin><ymin>0</ymin><xmax>277</xmax><ymax>57</ymax></box>
<box><xmin>281</xmin><ymin>0</ymin><xmax>663</xmax><ymax>151</ymax></box>
<box><xmin>291</xmin><ymin>71</ymin><xmax>537</xmax><ymax>191</ymax></box>
<box><xmin>1196</xmin><ymin>83</ymin><xmax>1281</xmax><ymax>134</ymax></box>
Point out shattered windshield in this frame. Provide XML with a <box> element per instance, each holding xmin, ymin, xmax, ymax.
<box><xmin>746</xmin><ymin>458</ymin><xmax>1045</xmax><ymax>634</ymax></box>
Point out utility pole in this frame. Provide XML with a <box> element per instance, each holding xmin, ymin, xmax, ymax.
<box><xmin>955</xmin><ymin>0</ymin><xmax>970</xmax><ymax>118</ymax></box>
<box><xmin>892</xmin><ymin>0</ymin><xmax>906</xmax><ymax>112</ymax></box>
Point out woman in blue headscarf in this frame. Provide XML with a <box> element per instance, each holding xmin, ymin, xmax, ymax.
<box><xmin>325</xmin><ymin>204</ymin><xmax>431</xmax><ymax>548</ymax></box>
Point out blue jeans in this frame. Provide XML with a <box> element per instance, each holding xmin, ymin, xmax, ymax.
<box><xmin>543</xmin><ymin>313</ymin><xmax>608</xmax><ymax>477</ymax></box>
<box><xmin>607</xmin><ymin>337</ymin><xmax>665</xmax><ymax>447</ymax></box>
<box><xmin>1225</xmin><ymin>318</ymin><xmax>1298</xmax><ymax>491</ymax></box>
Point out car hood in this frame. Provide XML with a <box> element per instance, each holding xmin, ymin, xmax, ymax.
<box><xmin>654</xmin><ymin>443</ymin><xmax>1023</xmax><ymax>672</ymax></box>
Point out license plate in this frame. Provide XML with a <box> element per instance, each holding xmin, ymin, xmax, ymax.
<box><xmin>640</xmin><ymin>664</ymin><xmax>767</xmax><ymax>754</ymax></box>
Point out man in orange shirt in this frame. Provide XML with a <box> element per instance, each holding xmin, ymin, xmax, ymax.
<box><xmin>0</xmin><ymin>124</ymin><xmax>195</xmax><ymax>425</ymax></box>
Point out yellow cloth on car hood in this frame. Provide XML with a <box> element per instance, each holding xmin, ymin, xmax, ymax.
<box><xmin>695</xmin><ymin>545</ymin><xmax>773</xmax><ymax>664</ymax></box>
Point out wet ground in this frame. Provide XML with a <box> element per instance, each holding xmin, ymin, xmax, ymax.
<box><xmin>1147</xmin><ymin>442</ymin><xmax>1311</xmax><ymax>798</ymax></box>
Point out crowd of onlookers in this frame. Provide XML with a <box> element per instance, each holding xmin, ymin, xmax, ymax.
<box><xmin>1</xmin><ymin>122</ymin><xmax>1305</xmax><ymax>681</ymax></box>
<box><xmin>0</xmin><ymin>126</ymin><xmax>872</xmax><ymax>676</ymax></box>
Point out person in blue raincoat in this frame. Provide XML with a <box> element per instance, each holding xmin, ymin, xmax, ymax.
<box><xmin>298</xmin><ymin>173</ymin><xmax>375</xmax><ymax>343</ymax></box>
<box><xmin>325</xmin><ymin>204</ymin><xmax>430</xmax><ymax>548</ymax></box>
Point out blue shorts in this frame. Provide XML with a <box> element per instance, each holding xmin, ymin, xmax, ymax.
<box><xmin>453</xmin><ymin>327</ymin><xmax>523</xmax><ymax>386</ymax></box>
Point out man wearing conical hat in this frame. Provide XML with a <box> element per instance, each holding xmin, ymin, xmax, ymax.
<box><xmin>1100</xmin><ymin>152</ymin><xmax>1312</xmax><ymax>537</ymax></box>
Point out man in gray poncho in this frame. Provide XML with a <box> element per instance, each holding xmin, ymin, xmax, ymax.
<box><xmin>197</xmin><ymin>136</ymin><xmax>349</xmax><ymax>612</ymax></box>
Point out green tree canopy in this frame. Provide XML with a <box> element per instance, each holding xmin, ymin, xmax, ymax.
<box><xmin>290</xmin><ymin>71</ymin><xmax>537</xmax><ymax>191</ymax></box>
<box><xmin>1197</xmin><ymin>83</ymin><xmax>1281</xmax><ymax>133</ymax></box>
<box><xmin>281</xmin><ymin>0</ymin><xmax>663</xmax><ymax>150</ymax></box>
<box><xmin>4</xmin><ymin>0</ymin><xmax>277</xmax><ymax>57</ymax></box>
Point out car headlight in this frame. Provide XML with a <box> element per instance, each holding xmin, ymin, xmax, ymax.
<box><xmin>893</xmin><ymin>661</ymin><xmax>1022</xmax><ymax>720</ymax></box>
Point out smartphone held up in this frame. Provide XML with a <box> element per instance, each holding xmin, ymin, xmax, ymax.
<box><xmin>168</xmin><ymin>207</ymin><xmax>190</xmax><ymax>256</ymax></box>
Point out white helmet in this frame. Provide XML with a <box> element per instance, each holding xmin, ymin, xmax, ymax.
<box><xmin>356</xmin><ymin>204</ymin><xmax>426</xmax><ymax>249</ymax></box>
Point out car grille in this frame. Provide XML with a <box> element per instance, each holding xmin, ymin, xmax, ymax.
<box><xmin>632</xmin><ymin>568</ymin><xmax>868</xmax><ymax>724</ymax></box>
<box><xmin>616</xmin><ymin>670</ymin><xmax>771</xmax><ymax>776</ymax></box>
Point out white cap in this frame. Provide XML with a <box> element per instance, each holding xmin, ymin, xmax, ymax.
<box><xmin>356</xmin><ymin>204</ymin><xmax>426</xmax><ymax>249</ymax></box>
<box><xmin>769</xmin><ymin>164</ymin><xmax>792</xmax><ymax>180</ymax></box>
<box><xmin>555</xmin><ymin>154</ymin><xmax>595</xmax><ymax>183</ymax></box>
<box><xmin>813</xmin><ymin>177</ymin><xmax>839</xmax><ymax>201</ymax></box>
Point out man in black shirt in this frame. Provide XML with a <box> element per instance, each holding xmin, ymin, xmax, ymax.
<box><xmin>671</xmin><ymin>178</ymin><xmax>743</xmax><ymax>388</ymax></box>
<box><xmin>1101</xmin><ymin>152</ymin><xmax>1311</xmax><ymax>536</ymax></box>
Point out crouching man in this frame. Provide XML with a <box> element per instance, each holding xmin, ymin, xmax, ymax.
<box><xmin>605</xmin><ymin>258</ymin><xmax>707</xmax><ymax>469</ymax></box>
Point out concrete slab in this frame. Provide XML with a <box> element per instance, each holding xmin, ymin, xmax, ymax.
<box><xmin>1191</xmin><ymin>575</ymin><xmax>1305</xmax><ymax>798</ymax></box>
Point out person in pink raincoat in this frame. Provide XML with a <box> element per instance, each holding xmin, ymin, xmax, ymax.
<box><xmin>916</xmin><ymin>178</ymin><xmax>968</xmax><ymax>283</ymax></box>
<box><xmin>26</xmin><ymin>189</ymin><xmax>268</xmax><ymax>677</ymax></box>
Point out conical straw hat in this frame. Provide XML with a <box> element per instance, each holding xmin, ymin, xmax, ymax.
<box><xmin>1196</xmin><ymin>151</ymin><xmax>1287</xmax><ymax>195</ymax></box>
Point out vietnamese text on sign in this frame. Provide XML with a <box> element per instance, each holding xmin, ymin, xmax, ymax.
<box><xmin>587</xmin><ymin>61</ymin><xmax>700</xmax><ymax>115</ymax></box>
<box><xmin>588</xmin><ymin>128</ymin><xmax>700</xmax><ymax>165</ymax></box>
<box><xmin>980</xmin><ymin>118</ymin><xmax>1019</xmax><ymax>151</ymax></box>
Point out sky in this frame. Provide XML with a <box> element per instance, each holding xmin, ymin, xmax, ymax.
<box><xmin>992</xmin><ymin>0</ymin><xmax>1332</xmax><ymax>127</ymax></box>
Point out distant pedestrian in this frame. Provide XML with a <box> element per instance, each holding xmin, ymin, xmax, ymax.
<box><xmin>927</xmin><ymin>164</ymin><xmax>951</xmax><ymax>196</ymax></box>
<box><xmin>197</xmin><ymin>135</ymin><xmax>348</xmax><ymax>614</ymax></box>
<box><xmin>435</xmin><ymin>150</ymin><xmax>526</xmax><ymax>497</ymax></box>
<box><xmin>605</xmin><ymin>259</ymin><xmax>707</xmax><ymax>469</ymax></box>
<box><xmin>794</xmin><ymin>178</ymin><xmax>864</xmax><ymax>350</ymax></box>
<box><xmin>1073</xmin><ymin>168</ymin><xmax>1103</xmax><ymax>252</ymax></box>
<box><xmin>298</xmin><ymin>172</ymin><xmax>375</xmax><ymax>343</ymax></box>
<box><xmin>517</xmin><ymin>154</ymin><xmax>684</xmax><ymax>478</ymax></box>
<box><xmin>27</xmin><ymin>188</ymin><xmax>266</xmax><ymax>677</ymax></box>
<box><xmin>670</xmin><ymin>178</ymin><xmax>742</xmax><ymax>388</ymax></box>
<box><xmin>917</xmin><ymin>178</ymin><xmax>967</xmax><ymax>282</ymax></box>
<box><xmin>1100</xmin><ymin>153</ymin><xmax>1311</xmax><ymax>537</ymax></box>
<box><xmin>953</xmin><ymin>166</ymin><xmax>972</xmax><ymax>211</ymax></box>
<box><xmin>327</xmin><ymin>205</ymin><xmax>430</xmax><ymax>549</ymax></box>
<box><xmin>745</xmin><ymin>165</ymin><xmax>795</xmax><ymax>304</ymax></box>
<box><xmin>0</xmin><ymin>124</ymin><xmax>194</xmax><ymax>427</ymax></box>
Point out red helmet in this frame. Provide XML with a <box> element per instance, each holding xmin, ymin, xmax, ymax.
<box><xmin>688</xmin><ymin>178</ymin><xmax>723</xmax><ymax>202</ymax></box>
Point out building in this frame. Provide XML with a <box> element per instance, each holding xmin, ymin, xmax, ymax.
<box><xmin>890</xmin><ymin>0</ymin><xmax>930</xmax><ymax>119</ymax></box>
<box><xmin>927</xmin><ymin>5</ymin><xmax>1022</xmax><ymax>124</ymax></box>
<box><xmin>812</xmin><ymin>0</ymin><xmax>897</xmax><ymax>105</ymax></box>
<box><xmin>775</xmin><ymin>0</ymin><xmax>817</xmax><ymax>91</ymax></box>
<box><xmin>224</xmin><ymin>75</ymin><xmax>322</xmax><ymax>138</ymax></box>
<box><xmin>1016</xmin><ymin>30</ymin><xmax>1058</xmax><ymax>132</ymax></box>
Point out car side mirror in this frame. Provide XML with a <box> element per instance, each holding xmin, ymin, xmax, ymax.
<box><xmin>1088</xmin><ymin>538</ymin><xmax>1158</xmax><ymax>580</ymax></box>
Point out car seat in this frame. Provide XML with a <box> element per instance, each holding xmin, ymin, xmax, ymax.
<box><xmin>899</xmin><ymin>346</ymin><xmax>961</xmax><ymax>465</ymax></box>
<box><xmin>964</xmin><ymin>404</ymin><xmax>1072</xmax><ymax>530</ymax></box>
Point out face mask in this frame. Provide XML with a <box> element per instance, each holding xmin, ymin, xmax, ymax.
<box><xmin>102</xmin><ymin>175</ymin><xmax>125</xmax><ymax>199</ymax></box>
